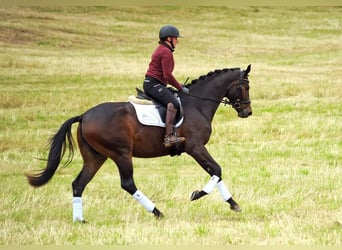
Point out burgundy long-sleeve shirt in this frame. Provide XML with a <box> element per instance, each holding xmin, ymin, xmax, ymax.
<box><xmin>145</xmin><ymin>43</ymin><xmax>183</xmax><ymax>90</ymax></box>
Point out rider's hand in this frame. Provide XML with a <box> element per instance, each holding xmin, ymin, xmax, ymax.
<box><xmin>181</xmin><ymin>86</ymin><xmax>189</xmax><ymax>94</ymax></box>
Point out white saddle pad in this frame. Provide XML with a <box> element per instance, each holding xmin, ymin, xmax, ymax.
<box><xmin>129</xmin><ymin>100</ymin><xmax>183</xmax><ymax>128</ymax></box>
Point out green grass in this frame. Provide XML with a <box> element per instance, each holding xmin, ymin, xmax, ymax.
<box><xmin>0</xmin><ymin>6</ymin><xmax>341</xmax><ymax>245</ymax></box>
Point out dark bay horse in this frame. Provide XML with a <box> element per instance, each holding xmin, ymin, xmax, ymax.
<box><xmin>26</xmin><ymin>65</ymin><xmax>252</xmax><ymax>222</ymax></box>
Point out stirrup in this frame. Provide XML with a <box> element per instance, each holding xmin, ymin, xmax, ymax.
<box><xmin>163</xmin><ymin>134</ymin><xmax>185</xmax><ymax>148</ymax></box>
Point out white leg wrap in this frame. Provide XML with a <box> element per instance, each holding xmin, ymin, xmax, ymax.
<box><xmin>202</xmin><ymin>175</ymin><xmax>220</xmax><ymax>194</ymax></box>
<box><xmin>133</xmin><ymin>190</ymin><xmax>155</xmax><ymax>212</ymax></box>
<box><xmin>73</xmin><ymin>197</ymin><xmax>84</xmax><ymax>222</ymax></box>
<box><xmin>216</xmin><ymin>180</ymin><xmax>232</xmax><ymax>201</ymax></box>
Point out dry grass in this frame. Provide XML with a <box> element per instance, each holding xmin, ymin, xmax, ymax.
<box><xmin>0</xmin><ymin>6</ymin><xmax>341</xmax><ymax>245</ymax></box>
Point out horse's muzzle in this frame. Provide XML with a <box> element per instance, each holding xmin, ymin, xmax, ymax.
<box><xmin>238</xmin><ymin>106</ymin><xmax>252</xmax><ymax>118</ymax></box>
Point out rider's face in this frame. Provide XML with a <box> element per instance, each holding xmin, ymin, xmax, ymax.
<box><xmin>167</xmin><ymin>37</ymin><xmax>179</xmax><ymax>47</ymax></box>
<box><xmin>172</xmin><ymin>37</ymin><xmax>179</xmax><ymax>47</ymax></box>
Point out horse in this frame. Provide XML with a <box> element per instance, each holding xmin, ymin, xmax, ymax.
<box><xmin>26</xmin><ymin>65</ymin><xmax>252</xmax><ymax>222</ymax></box>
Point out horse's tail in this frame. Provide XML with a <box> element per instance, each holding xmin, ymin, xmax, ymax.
<box><xmin>26</xmin><ymin>115</ymin><xmax>82</xmax><ymax>187</ymax></box>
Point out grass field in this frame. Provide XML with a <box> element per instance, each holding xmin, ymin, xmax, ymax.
<box><xmin>0</xmin><ymin>6</ymin><xmax>341</xmax><ymax>245</ymax></box>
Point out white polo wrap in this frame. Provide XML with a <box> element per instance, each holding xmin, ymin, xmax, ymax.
<box><xmin>216</xmin><ymin>180</ymin><xmax>232</xmax><ymax>201</ymax></box>
<box><xmin>72</xmin><ymin>197</ymin><xmax>84</xmax><ymax>222</ymax></box>
<box><xmin>133</xmin><ymin>190</ymin><xmax>155</xmax><ymax>212</ymax></box>
<box><xmin>202</xmin><ymin>175</ymin><xmax>220</xmax><ymax>194</ymax></box>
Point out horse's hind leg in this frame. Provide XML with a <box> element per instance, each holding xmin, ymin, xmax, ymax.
<box><xmin>72</xmin><ymin>129</ymin><xmax>107</xmax><ymax>222</ymax></box>
<box><xmin>113</xmin><ymin>155</ymin><xmax>163</xmax><ymax>219</ymax></box>
<box><xmin>72</xmin><ymin>158</ymin><xmax>106</xmax><ymax>222</ymax></box>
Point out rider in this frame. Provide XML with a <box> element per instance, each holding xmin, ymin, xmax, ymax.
<box><xmin>143</xmin><ymin>25</ymin><xmax>189</xmax><ymax>148</ymax></box>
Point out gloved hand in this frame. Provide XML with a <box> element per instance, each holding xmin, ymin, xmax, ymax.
<box><xmin>181</xmin><ymin>86</ymin><xmax>189</xmax><ymax>94</ymax></box>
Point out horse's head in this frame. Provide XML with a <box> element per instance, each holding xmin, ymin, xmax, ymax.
<box><xmin>225</xmin><ymin>65</ymin><xmax>252</xmax><ymax>118</ymax></box>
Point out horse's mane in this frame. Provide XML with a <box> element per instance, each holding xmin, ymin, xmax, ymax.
<box><xmin>185</xmin><ymin>68</ymin><xmax>241</xmax><ymax>88</ymax></box>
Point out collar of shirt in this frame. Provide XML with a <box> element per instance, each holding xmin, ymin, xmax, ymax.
<box><xmin>160</xmin><ymin>41</ymin><xmax>174</xmax><ymax>52</ymax></box>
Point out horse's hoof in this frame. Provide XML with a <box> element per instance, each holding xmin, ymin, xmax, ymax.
<box><xmin>152</xmin><ymin>207</ymin><xmax>164</xmax><ymax>219</ymax></box>
<box><xmin>228</xmin><ymin>197</ymin><xmax>242</xmax><ymax>212</ymax></box>
<box><xmin>190</xmin><ymin>190</ymin><xmax>200</xmax><ymax>201</ymax></box>
<box><xmin>190</xmin><ymin>190</ymin><xmax>207</xmax><ymax>201</ymax></box>
<box><xmin>230</xmin><ymin>204</ymin><xmax>241</xmax><ymax>212</ymax></box>
<box><xmin>74</xmin><ymin>219</ymin><xmax>88</xmax><ymax>224</ymax></box>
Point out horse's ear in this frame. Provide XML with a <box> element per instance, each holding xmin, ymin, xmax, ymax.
<box><xmin>245</xmin><ymin>64</ymin><xmax>251</xmax><ymax>77</ymax></box>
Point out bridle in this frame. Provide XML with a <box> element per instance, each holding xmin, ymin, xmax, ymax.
<box><xmin>186</xmin><ymin>70</ymin><xmax>251</xmax><ymax>109</ymax></box>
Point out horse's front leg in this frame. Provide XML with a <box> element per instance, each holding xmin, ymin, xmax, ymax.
<box><xmin>187</xmin><ymin>145</ymin><xmax>241</xmax><ymax>212</ymax></box>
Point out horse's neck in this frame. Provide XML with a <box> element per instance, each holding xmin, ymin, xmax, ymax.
<box><xmin>189</xmin><ymin>73</ymin><xmax>235</xmax><ymax>121</ymax></box>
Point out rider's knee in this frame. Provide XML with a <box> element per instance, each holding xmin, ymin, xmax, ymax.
<box><xmin>167</xmin><ymin>102</ymin><xmax>179</xmax><ymax>110</ymax></box>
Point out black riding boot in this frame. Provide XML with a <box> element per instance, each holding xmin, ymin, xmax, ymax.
<box><xmin>164</xmin><ymin>103</ymin><xmax>185</xmax><ymax>147</ymax></box>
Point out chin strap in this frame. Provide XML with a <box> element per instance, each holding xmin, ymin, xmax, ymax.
<box><xmin>170</xmin><ymin>38</ymin><xmax>175</xmax><ymax>49</ymax></box>
<box><xmin>164</xmin><ymin>38</ymin><xmax>175</xmax><ymax>51</ymax></box>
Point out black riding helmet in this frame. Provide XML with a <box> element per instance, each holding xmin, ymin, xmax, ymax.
<box><xmin>159</xmin><ymin>25</ymin><xmax>182</xmax><ymax>49</ymax></box>
<box><xmin>159</xmin><ymin>25</ymin><xmax>182</xmax><ymax>40</ymax></box>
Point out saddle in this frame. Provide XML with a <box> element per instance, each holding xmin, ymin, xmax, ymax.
<box><xmin>128</xmin><ymin>88</ymin><xmax>184</xmax><ymax>128</ymax></box>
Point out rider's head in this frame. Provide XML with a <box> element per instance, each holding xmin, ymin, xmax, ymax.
<box><xmin>159</xmin><ymin>25</ymin><xmax>182</xmax><ymax>49</ymax></box>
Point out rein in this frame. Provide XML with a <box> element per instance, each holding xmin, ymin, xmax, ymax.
<box><xmin>186</xmin><ymin>92</ymin><xmax>227</xmax><ymax>105</ymax></box>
